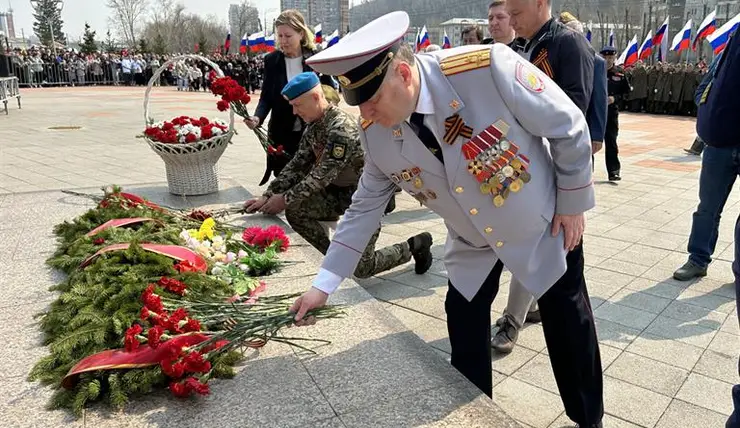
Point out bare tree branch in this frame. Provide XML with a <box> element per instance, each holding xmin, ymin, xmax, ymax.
<box><xmin>107</xmin><ymin>0</ymin><xmax>149</xmax><ymax>48</ymax></box>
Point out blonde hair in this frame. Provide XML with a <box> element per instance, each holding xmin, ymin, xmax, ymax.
<box><xmin>274</xmin><ymin>9</ymin><xmax>317</xmax><ymax>51</ymax></box>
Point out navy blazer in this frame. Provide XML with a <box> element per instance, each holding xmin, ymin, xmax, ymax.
<box><xmin>697</xmin><ymin>33</ymin><xmax>738</xmax><ymax>147</ymax></box>
<box><xmin>586</xmin><ymin>55</ymin><xmax>608</xmax><ymax>143</ymax></box>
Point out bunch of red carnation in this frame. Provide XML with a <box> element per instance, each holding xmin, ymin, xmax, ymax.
<box><xmin>174</xmin><ymin>260</ymin><xmax>200</xmax><ymax>273</ymax></box>
<box><xmin>211</xmin><ymin>77</ymin><xmax>252</xmax><ymax>117</ymax></box>
<box><xmin>242</xmin><ymin>225</ymin><xmax>290</xmax><ymax>252</ymax></box>
<box><xmin>124</xmin><ymin>284</ymin><xmax>202</xmax><ymax>353</ymax></box>
<box><xmin>143</xmin><ymin>116</ymin><xmax>228</xmax><ymax>145</ymax></box>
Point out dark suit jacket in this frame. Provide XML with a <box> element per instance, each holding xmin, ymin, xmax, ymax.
<box><xmin>254</xmin><ymin>47</ymin><xmax>335</xmax><ymax>154</ymax></box>
<box><xmin>519</xmin><ymin>19</ymin><xmax>595</xmax><ymax>113</ymax></box>
<box><xmin>587</xmin><ymin>55</ymin><xmax>608</xmax><ymax>143</ymax></box>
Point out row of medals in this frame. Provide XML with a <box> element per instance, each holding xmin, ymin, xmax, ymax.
<box><xmin>473</xmin><ymin>139</ymin><xmax>531</xmax><ymax>208</ymax></box>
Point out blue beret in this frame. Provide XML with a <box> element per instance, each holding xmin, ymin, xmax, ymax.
<box><xmin>600</xmin><ymin>46</ymin><xmax>617</xmax><ymax>55</ymax></box>
<box><xmin>282</xmin><ymin>72</ymin><xmax>320</xmax><ymax>101</ymax></box>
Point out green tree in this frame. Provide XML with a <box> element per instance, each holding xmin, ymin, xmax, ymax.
<box><xmin>197</xmin><ymin>33</ymin><xmax>208</xmax><ymax>54</ymax></box>
<box><xmin>80</xmin><ymin>23</ymin><xmax>98</xmax><ymax>54</ymax></box>
<box><xmin>103</xmin><ymin>29</ymin><xmax>117</xmax><ymax>53</ymax></box>
<box><xmin>137</xmin><ymin>37</ymin><xmax>149</xmax><ymax>53</ymax></box>
<box><xmin>31</xmin><ymin>0</ymin><xmax>66</xmax><ymax>47</ymax></box>
<box><xmin>151</xmin><ymin>32</ymin><xmax>167</xmax><ymax>55</ymax></box>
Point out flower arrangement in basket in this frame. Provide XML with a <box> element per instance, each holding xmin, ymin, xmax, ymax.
<box><xmin>142</xmin><ymin>54</ymin><xmax>236</xmax><ymax>196</ymax></box>
<box><xmin>210</xmin><ymin>76</ymin><xmax>286</xmax><ymax>157</ymax></box>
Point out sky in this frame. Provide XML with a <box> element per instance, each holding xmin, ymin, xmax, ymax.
<box><xmin>6</xmin><ymin>0</ymin><xmax>360</xmax><ymax>41</ymax></box>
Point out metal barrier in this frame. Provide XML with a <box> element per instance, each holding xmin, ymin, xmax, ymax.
<box><xmin>8</xmin><ymin>61</ymin><xmax>126</xmax><ymax>87</ymax></box>
<box><xmin>0</xmin><ymin>76</ymin><xmax>21</xmax><ymax>114</ymax></box>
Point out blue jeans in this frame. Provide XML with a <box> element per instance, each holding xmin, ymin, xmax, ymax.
<box><xmin>687</xmin><ymin>146</ymin><xmax>740</xmax><ymax>268</ymax></box>
<box><xmin>728</xmin><ymin>215</ymin><xmax>740</xmax><ymax>428</ymax></box>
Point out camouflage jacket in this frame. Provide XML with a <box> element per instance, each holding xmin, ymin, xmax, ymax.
<box><xmin>263</xmin><ymin>105</ymin><xmax>364</xmax><ymax>205</ymax></box>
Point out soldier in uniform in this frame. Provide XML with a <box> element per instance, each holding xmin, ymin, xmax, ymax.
<box><xmin>669</xmin><ymin>63</ymin><xmax>685</xmax><ymax>115</ymax></box>
<box><xmin>681</xmin><ymin>63</ymin><xmax>699</xmax><ymax>116</ymax></box>
<box><xmin>601</xmin><ymin>46</ymin><xmax>631</xmax><ymax>181</ymax></box>
<box><xmin>291</xmin><ymin>12</ymin><xmax>604</xmax><ymax>428</ymax></box>
<box><xmin>646</xmin><ymin>63</ymin><xmax>659</xmax><ymax>113</ymax></box>
<box><xmin>629</xmin><ymin>60</ymin><xmax>648</xmax><ymax>112</ymax></box>
<box><xmin>243</xmin><ymin>71</ymin><xmax>434</xmax><ymax>279</ymax></box>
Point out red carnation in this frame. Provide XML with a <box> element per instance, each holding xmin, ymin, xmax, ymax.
<box><xmin>158</xmin><ymin>277</ymin><xmax>187</xmax><ymax>296</ymax></box>
<box><xmin>124</xmin><ymin>324</ymin><xmax>143</xmax><ymax>352</ymax></box>
<box><xmin>162</xmin><ymin>360</ymin><xmax>185</xmax><ymax>378</ymax></box>
<box><xmin>147</xmin><ymin>325</ymin><xmax>165</xmax><ymax>349</ymax></box>
<box><xmin>162</xmin><ymin>122</ymin><xmax>174</xmax><ymax>130</ymax></box>
<box><xmin>93</xmin><ymin>237</ymin><xmax>105</xmax><ymax>245</ymax></box>
<box><xmin>174</xmin><ymin>260</ymin><xmax>200</xmax><ymax>273</ymax></box>
<box><xmin>199</xmin><ymin>117</ymin><xmax>210</xmax><ymax>126</ymax></box>
<box><xmin>182</xmin><ymin>351</ymin><xmax>211</xmax><ymax>373</ymax></box>
<box><xmin>185</xmin><ymin>133</ymin><xmax>197</xmax><ymax>143</ymax></box>
<box><xmin>183</xmin><ymin>318</ymin><xmax>201</xmax><ymax>332</ymax></box>
<box><xmin>216</xmin><ymin>100</ymin><xmax>230</xmax><ymax>112</ymax></box>
<box><xmin>141</xmin><ymin>284</ymin><xmax>164</xmax><ymax>313</ymax></box>
<box><xmin>140</xmin><ymin>307</ymin><xmax>150</xmax><ymax>321</ymax></box>
<box><xmin>201</xmin><ymin>125</ymin><xmax>213</xmax><ymax>139</ymax></box>
<box><xmin>169</xmin><ymin>380</ymin><xmax>190</xmax><ymax>398</ymax></box>
<box><xmin>240</xmin><ymin>93</ymin><xmax>251</xmax><ymax>104</ymax></box>
<box><xmin>185</xmin><ymin>377</ymin><xmax>210</xmax><ymax>395</ymax></box>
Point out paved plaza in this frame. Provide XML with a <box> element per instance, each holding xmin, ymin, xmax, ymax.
<box><xmin>1</xmin><ymin>86</ymin><xmax>738</xmax><ymax>427</ymax></box>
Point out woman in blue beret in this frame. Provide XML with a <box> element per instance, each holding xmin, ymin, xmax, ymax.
<box><xmin>243</xmin><ymin>9</ymin><xmax>336</xmax><ymax>185</ymax></box>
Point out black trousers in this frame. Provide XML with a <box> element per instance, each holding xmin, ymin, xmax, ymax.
<box><xmin>445</xmin><ymin>243</ymin><xmax>603</xmax><ymax>425</ymax></box>
<box><xmin>605</xmin><ymin>109</ymin><xmax>621</xmax><ymax>175</ymax></box>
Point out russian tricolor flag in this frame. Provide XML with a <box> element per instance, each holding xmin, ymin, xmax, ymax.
<box><xmin>670</xmin><ymin>19</ymin><xmax>692</xmax><ymax>52</ymax></box>
<box><xmin>706</xmin><ymin>12</ymin><xmax>740</xmax><ymax>54</ymax></box>
<box><xmin>653</xmin><ymin>17</ymin><xmax>670</xmax><ymax>60</ymax></box>
<box><xmin>248</xmin><ymin>31</ymin><xmax>265</xmax><ymax>53</ymax></box>
<box><xmin>693</xmin><ymin>10</ymin><xmax>717</xmax><ymax>50</ymax></box>
<box><xmin>639</xmin><ymin>31</ymin><xmax>653</xmax><ymax>60</ymax></box>
<box><xmin>619</xmin><ymin>35</ymin><xmax>639</xmax><ymax>67</ymax></box>
<box><xmin>419</xmin><ymin>25</ymin><xmax>430</xmax><ymax>50</ymax></box>
<box><xmin>442</xmin><ymin>30</ymin><xmax>451</xmax><ymax>49</ymax></box>
<box><xmin>314</xmin><ymin>24</ymin><xmax>322</xmax><ymax>43</ymax></box>
<box><xmin>224</xmin><ymin>32</ymin><xmax>231</xmax><ymax>53</ymax></box>
<box><xmin>326</xmin><ymin>30</ymin><xmax>340</xmax><ymax>47</ymax></box>
<box><xmin>239</xmin><ymin>33</ymin><xmax>248</xmax><ymax>54</ymax></box>
<box><xmin>265</xmin><ymin>33</ymin><xmax>275</xmax><ymax>52</ymax></box>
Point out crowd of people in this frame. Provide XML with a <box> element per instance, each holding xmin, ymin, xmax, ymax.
<box><xmin>4</xmin><ymin>47</ymin><xmax>265</xmax><ymax>92</ymax></box>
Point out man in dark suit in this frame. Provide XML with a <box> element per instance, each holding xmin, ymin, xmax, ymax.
<box><xmin>693</xmin><ymin>32</ymin><xmax>740</xmax><ymax>428</ymax></box>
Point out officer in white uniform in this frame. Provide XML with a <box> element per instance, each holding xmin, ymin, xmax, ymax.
<box><xmin>290</xmin><ymin>12</ymin><xmax>604</xmax><ymax>428</ymax></box>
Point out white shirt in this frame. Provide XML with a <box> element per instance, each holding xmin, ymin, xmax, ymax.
<box><xmin>312</xmin><ymin>65</ymin><xmax>436</xmax><ymax>295</ymax></box>
<box><xmin>285</xmin><ymin>55</ymin><xmax>304</xmax><ymax>130</ymax></box>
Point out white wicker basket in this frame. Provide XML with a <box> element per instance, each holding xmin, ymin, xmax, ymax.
<box><xmin>143</xmin><ymin>54</ymin><xmax>235</xmax><ymax>196</ymax></box>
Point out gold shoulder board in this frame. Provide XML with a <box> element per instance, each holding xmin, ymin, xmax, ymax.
<box><xmin>360</xmin><ymin>118</ymin><xmax>374</xmax><ymax>130</ymax></box>
<box><xmin>440</xmin><ymin>48</ymin><xmax>492</xmax><ymax>76</ymax></box>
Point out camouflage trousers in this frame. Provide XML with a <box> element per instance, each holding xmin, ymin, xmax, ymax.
<box><xmin>285</xmin><ymin>186</ymin><xmax>412</xmax><ymax>278</ymax></box>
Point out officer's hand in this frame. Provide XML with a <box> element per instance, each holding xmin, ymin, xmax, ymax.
<box><xmin>259</xmin><ymin>194</ymin><xmax>287</xmax><ymax>215</ymax></box>
<box><xmin>551</xmin><ymin>213</ymin><xmax>585</xmax><ymax>251</ymax></box>
<box><xmin>591</xmin><ymin>141</ymin><xmax>603</xmax><ymax>154</ymax></box>
<box><xmin>244</xmin><ymin>115</ymin><xmax>260</xmax><ymax>130</ymax></box>
<box><xmin>243</xmin><ymin>196</ymin><xmax>268</xmax><ymax>214</ymax></box>
<box><xmin>289</xmin><ymin>287</ymin><xmax>329</xmax><ymax>326</ymax></box>
<box><xmin>608</xmin><ymin>96</ymin><xmax>615</xmax><ymax>105</ymax></box>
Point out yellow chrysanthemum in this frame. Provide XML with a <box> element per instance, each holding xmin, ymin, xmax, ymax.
<box><xmin>197</xmin><ymin>218</ymin><xmax>216</xmax><ymax>240</ymax></box>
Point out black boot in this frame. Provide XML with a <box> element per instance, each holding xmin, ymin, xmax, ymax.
<box><xmin>608</xmin><ymin>171</ymin><xmax>622</xmax><ymax>181</ymax></box>
<box><xmin>684</xmin><ymin>137</ymin><xmax>705</xmax><ymax>156</ymax></box>
<box><xmin>408</xmin><ymin>232</ymin><xmax>433</xmax><ymax>274</ymax></box>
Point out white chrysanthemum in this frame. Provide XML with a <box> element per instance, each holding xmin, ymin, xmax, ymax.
<box><xmin>212</xmin><ymin>127</ymin><xmax>223</xmax><ymax>136</ymax></box>
<box><xmin>191</xmin><ymin>128</ymin><xmax>202</xmax><ymax>140</ymax></box>
<box><xmin>211</xmin><ymin>266</ymin><xmax>224</xmax><ymax>276</ymax></box>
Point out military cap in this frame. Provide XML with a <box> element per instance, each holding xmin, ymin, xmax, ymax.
<box><xmin>281</xmin><ymin>72</ymin><xmax>320</xmax><ymax>101</ymax></box>
<box><xmin>306</xmin><ymin>11</ymin><xmax>410</xmax><ymax>106</ymax></box>
<box><xmin>600</xmin><ymin>46</ymin><xmax>617</xmax><ymax>55</ymax></box>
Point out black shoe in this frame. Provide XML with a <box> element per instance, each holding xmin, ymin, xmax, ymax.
<box><xmin>673</xmin><ymin>261</ymin><xmax>707</xmax><ymax>281</ymax></box>
<box><xmin>525</xmin><ymin>309</ymin><xmax>542</xmax><ymax>324</ymax></box>
<box><xmin>683</xmin><ymin>148</ymin><xmax>701</xmax><ymax>156</ymax></box>
<box><xmin>608</xmin><ymin>172</ymin><xmax>622</xmax><ymax>181</ymax></box>
<box><xmin>408</xmin><ymin>232</ymin><xmax>433</xmax><ymax>274</ymax></box>
<box><xmin>576</xmin><ymin>423</ymin><xmax>602</xmax><ymax>428</ymax></box>
<box><xmin>491</xmin><ymin>318</ymin><xmax>519</xmax><ymax>354</ymax></box>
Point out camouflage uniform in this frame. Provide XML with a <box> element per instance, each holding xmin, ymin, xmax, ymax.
<box><xmin>263</xmin><ymin>105</ymin><xmax>412</xmax><ymax>278</ymax></box>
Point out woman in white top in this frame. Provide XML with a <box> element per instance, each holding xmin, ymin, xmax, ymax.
<box><xmin>244</xmin><ymin>9</ymin><xmax>337</xmax><ymax>185</ymax></box>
